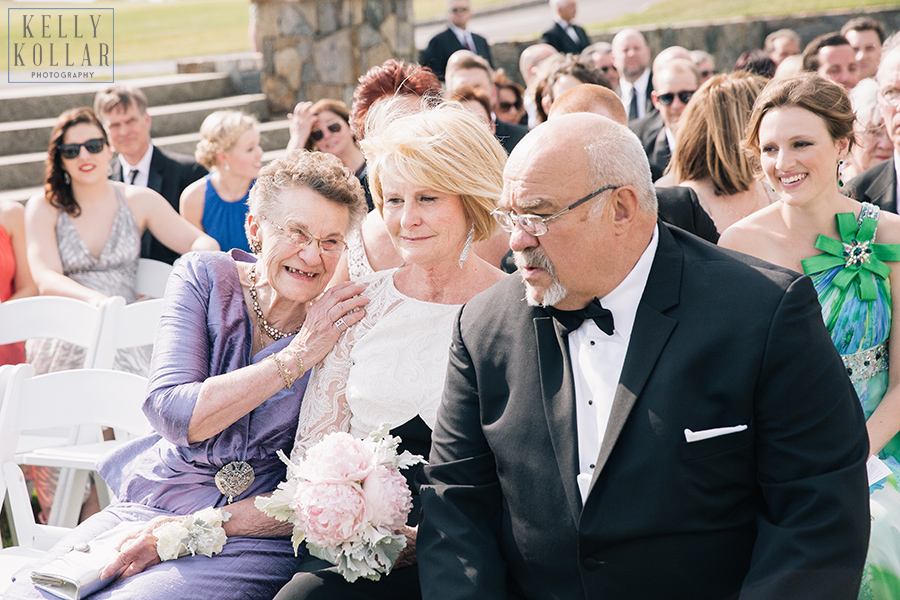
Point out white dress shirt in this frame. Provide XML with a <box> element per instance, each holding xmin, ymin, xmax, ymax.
<box><xmin>118</xmin><ymin>144</ymin><xmax>154</xmax><ymax>188</ymax></box>
<box><xmin>894</xmin><ymin>150</ymin><xmax>900</xmax><ymax>211</ymax></box>
<box><xmin>572</xmin><ymin>225</ymin><xmax>659</xmax><ymax>503</ymax></box>
<box><xmin>618</xmin><ymin>68</ymin><xmax>651</xmax><ymax>120</ymax></box>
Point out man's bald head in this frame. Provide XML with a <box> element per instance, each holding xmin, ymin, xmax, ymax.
<box><xmin>547</xmin><ymin>84</ymin><xmax>628</xmax><ymax>124</ymax></box>
<box><xmin>519</xmin><ymin>43</ymin><xmax>558</xmax><ymax>87</ymax></box>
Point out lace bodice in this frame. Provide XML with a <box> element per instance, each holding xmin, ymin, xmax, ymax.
<box><xmin>346</xmin><ymin>227</ymin><xmax>374</xmax><ymax>281</ymax></box>
<box><xmin>291</xmin><ymin>268</ymin><xmax>461</xmax><ymax>461</ymax></box>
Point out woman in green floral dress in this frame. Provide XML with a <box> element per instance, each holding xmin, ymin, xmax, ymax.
<box><xmin>721</xmin><ymin>73</ymin><xmax>900</xmax><ymax>599</ymax></box>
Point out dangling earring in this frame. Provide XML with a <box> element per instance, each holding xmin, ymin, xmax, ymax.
<box><xmin>249</xmin><ymin>236</ymin><xmax>261</xmax><ymax>254</ymax></box>
<box><xmin>63</xmin><ymin>171</ymin><xmax>71</xmax><ymax>185</ymax></box>
<box><xmin>458</xmin><ymin>224</ymin><xmax>475</xmax><ymax>269</ymax></box>
<box><xmin>224</xmin><ymin>163</ymin><xmax>230</xmax><ymax>172</ymax></box>
<box><xmin>837</xmin><ymin>159</ymin><xmax>846</xmax><ymax>188</ymax></box>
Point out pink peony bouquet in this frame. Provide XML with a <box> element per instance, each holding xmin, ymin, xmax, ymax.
<box><xmin>256</xmin><ymin>425</ymin><xmax>425</xmax><ymax>582</ymax></box>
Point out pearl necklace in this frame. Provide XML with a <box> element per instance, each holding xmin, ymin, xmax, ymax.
<box><xmin>247</xmin><ymin>265</ymin><xmax>300</xmax><ymax>341</ymax></box>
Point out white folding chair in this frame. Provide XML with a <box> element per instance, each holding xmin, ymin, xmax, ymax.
<box><xmin>0</xmin><ymin>296</ymin><xmax>105</xmax><ymax>369</ymax></box>
<box><xmin>135</xmin><ymin>258</ymin><xmax>173</xmax><ymax>299</ymax></box>
<box><xmin>2</xmin><ymin>365</ymin><xmax>152</xmax><ymax>532</ymax></box>
<box><xmin>91</xmin><ymin>296</ymin><xmax>165</xmax><ymax>373</ymax></box>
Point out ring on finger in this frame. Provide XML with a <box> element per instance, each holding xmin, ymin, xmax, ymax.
<box><xmin>334</xmin><ymin>317</ymin><xmax>348</xmax><ymax>332</ymax></box>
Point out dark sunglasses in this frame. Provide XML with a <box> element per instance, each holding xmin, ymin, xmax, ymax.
<box><xmin>656</xmin><ymin>90</ymin><xmax>695</xmax><ymax>106</ymax></box>
<box><xmin>57</xmin><ymin>137</ymin><xmax>106</xmax><ymax>159</ymax></box>
<box><xmin>310</xmin><ymin>122</ymin><xmax>342</xmax><ymax>142</ymax></box>
<box><xmin>497</xmin><ymin>101</ymin><xmax>522</xmax><ymax>112</ymax></box>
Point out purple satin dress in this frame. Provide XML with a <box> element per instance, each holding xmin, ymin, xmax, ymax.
<box><xmin>8</xmin><ymin>250</ymin><xmax>309</xmax><ymax>599</ymax></box>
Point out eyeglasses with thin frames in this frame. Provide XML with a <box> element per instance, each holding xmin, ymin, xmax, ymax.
<box><xmin>880</xmin><ymin>87</ymin><xmax>900</xmax><ymax>108</ymax></box>
<box><xmin>260</xmin><ymin>215</ymin><xmax>347</xmax><ymax>255</ymax></box>
<box><xmin>58</xmin><ymin>138</ymin><xmax>107</xmax><ymax>159</ymax></box>
<box><xmin>310</xmin><ymin>122</ymin><xmax>343</xmax><ymax>142</ymax></box>
<box><xmin>491</xmin><ymin>184</ymin><xmax>620</xmax><ymax>237</ymax></box>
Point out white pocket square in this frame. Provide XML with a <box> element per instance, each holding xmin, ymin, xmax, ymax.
<box><xmin>684</xmin><ymin>424</ymin><xmax>748</xmax><ymax>443</ymax></box>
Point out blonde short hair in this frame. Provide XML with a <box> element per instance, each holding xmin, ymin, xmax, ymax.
<box><xmin>361</xmin><ymin>98</ymin><xmax>506</xmax><ymax>243</ymax></box>
<box><xmin>195</xmin><ymin>110</ymin><xmax>259</xmax><ymax>169</ymax></box>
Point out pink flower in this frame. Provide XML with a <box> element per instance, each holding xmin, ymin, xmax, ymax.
<box><xmin>292</xmin><ymin>482</ymin><xmax>367</xmax><ymax>547</ymax></box>
<box><xmin>361</xmin><ymin>465</ymin><xmax>413</xmax><ymax>532</ymax></box>
<box><xmin>301</xmin><ymin>433</ymin><xmax>374</xmax><ymax>483</ymax></box>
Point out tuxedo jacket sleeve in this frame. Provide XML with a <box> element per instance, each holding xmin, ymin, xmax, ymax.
<box><xmin>846</xmin><ymin>160</ymin><xmax>897</xmax><ymax>213</ymax></box>
<box><xmin>122</xmin><ymin>147</ymin><xmax>208</xmax><ymax>264</ymax></box>
<box><xmin>419</xmin><ymin>224</ymin><xmax>869</xmax><ymax>600</ymax></box>
<box><xmin>655</xmin><ymin>187</ymin><xmax>719</xmax><ymax>243</ymax></box>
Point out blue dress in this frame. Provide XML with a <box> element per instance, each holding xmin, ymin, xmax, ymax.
<box><xmin>8</xmin><ymin>250</ymin><xmax>308</xmax><ymax>599</ymax></box>
<box><xmin>803</xmin><ymin>203</ymin><xmax>900</xmax><ymax>599</ymax></box>
<box><xmin>200</xmin><ymin>175</ymin><xmax>252</xmax><ymax>253</ymax></box>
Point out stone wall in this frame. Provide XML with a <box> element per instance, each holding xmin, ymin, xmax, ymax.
<box><xmin>493</xmin><ymin>7</ymin><xmax>900</xmax><ymax>86</ymax></box>
<box><xmin>253</xmin><ymin>0</ymin><xmax>414</xmax><ymax>115</ymax></box>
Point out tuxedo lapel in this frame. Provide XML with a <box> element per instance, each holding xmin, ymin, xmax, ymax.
<box><xmin>147</xmin><ymin>147</ymin><xmax>165</xmax><ymax>195</ymax></box>
<box><xmin>534</xmin><ymin>314</ymin><xmax>583</xmax><ymax>523</ymax></box>
<box><xmin>588</xmin><ymin>224</ymin><xmax>681</xmax><ymax>491</ymax></box>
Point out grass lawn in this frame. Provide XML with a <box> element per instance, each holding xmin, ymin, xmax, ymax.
<box><xmin>1</xmin><ymin>0</ymin><xmax>884</xmax><ymax>70</ymax></box>
<box><xmin>589</xmin><ymin>0</ymin><xmax>896</xmax><ymax>29</ymax></box>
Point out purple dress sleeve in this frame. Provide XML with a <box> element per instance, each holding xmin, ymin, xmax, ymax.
<box><xmin>97</xmin><ymin>250</ymin><xmax>309</xmax><ymax>514</ymax></box>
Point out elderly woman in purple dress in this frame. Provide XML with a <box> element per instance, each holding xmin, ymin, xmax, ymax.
<box><xmin>8</xmin><ymin>150</ymin><xmax>368</xmax><ymax>599</ymax></box>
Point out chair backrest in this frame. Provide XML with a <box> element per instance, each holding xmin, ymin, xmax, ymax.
<box><xmin>0</xmin><ymin>296</ymin><xmax>105</xmax><ymax>367</ymax></box>
<box><xmin>135</xmin><ymin>258</ymin><xmax>173</xmax><ymax>298</ymax></box>
<box><xmin>91</xmin><ymin>296</ymin><xmax>165</xmax><ymax>370</ymax></box>
<box><xmin>0</xmin><ymin>363</ymin><xmax>151</xmax><ymax>548</ymax></box>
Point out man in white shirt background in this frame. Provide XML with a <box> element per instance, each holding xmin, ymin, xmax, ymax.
<box><xmin>611</xmin><ymin>28</ymin><xmax>654</xmax><ymax>123</ymax></box>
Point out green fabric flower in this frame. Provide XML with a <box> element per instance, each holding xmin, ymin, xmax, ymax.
<box><xmin>802</xmin><ymin>212</ymin><xmax>900</xmax><ymax>301</ymax></box>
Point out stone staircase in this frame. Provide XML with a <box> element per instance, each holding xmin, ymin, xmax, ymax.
<box><xmin>0</xmin><ymin>68</ymin><xmax>290</xmax><ymax>205</ymax></box>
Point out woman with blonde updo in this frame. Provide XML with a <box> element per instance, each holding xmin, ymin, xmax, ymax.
<box><xmin>180</xmin><ymin>110</ymin><xmax>263</xmax><ymax>253</ymax></box>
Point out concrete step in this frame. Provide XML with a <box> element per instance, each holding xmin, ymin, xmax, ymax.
<box><xmin>0</xmin><ymin>119</ymin><xmax>292</xmax><ymax>194</ymax></box>
<box><xmin>0</xmin><ymin>93</ymin><xmax>271</xmax><ymax>157</ymax></box>
<box><xmin>1</xmin><ymin>148</ymin><xmax>290</xmax><ymax>206</ymax></box>
<box><xmin>0</xmin><ymin>72</ymin><xmax>236</xmax><ymax>124</ymax></box>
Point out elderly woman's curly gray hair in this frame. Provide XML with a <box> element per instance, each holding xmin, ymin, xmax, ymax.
<box><xmin>245</xmin><ymin>150</ymin><xmax>367</xmax><ymax>245</ymax></box>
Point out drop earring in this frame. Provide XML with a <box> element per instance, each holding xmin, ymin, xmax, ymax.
<box><xmin>63</xmin><ymin>171</ymin><xmax>71</xmax><ymax>185</ymax></box>
<box><xmin>837</xmin><ymin>159</ymin><xmax>846</xmax><ymax>188</ymax></box>
<box><xmin>249</xmin><ymin>236</ymin><xmax>261</xmax><ymax>254</ymax></box>
<box><xmin>458</xmin><ymin>224</ymin><xmax>475</xmax><ymax>269</ymax></box>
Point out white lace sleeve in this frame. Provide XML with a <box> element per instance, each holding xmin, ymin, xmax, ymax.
<box><xmin>290</xmin><ymin>325</ymin><xmax>355</xmax><ymax>462</ymax></box>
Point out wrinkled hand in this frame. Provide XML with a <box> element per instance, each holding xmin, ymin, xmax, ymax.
<box><xmin>394</xmin><ymin>525</ymin><xmax>417</xmax><ymax>569</ymax></box>
<box><xmin>286</xmin><ymin>101</ymin><xmax>317</xmax><ymax>151</ymax></box>
<box><xmin>99</xmin><ymin>515</ymin><xmax>181</xmax><ymax>581</ymax></box>
<box><xmin>290</xmin><ymin>281</ymin><xmax>368</xmax><ymax>368</ymax></box>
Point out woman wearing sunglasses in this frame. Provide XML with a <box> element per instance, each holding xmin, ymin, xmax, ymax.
<box><xmin>180</xmin><ymin>110</ymin><xmax>264</xmax><ymax>253</ymax></box>
<box><xmin>287</xmin><ymin>99</ymin><xmax>371</xmax><ymax>210</ymax></box>
<box><xmin>662</xmin><ymin>71</ymin><xmax>775</xmax><ymax>233</ymax></box>
<box><xmin>26</xmin><ymin>107</ymin><xmax>218</xmax><ymax>376</ymax></box>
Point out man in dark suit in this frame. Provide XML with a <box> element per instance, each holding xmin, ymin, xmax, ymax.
<box><xmin>421</xmin><ymin>0</ymin><xmax>492</xmax><ymax>82</ymax></box>
<box><xmin>541</xmin><ymin>0</ymin><xmax>589</xmax><ymax>55</ymax></box>
<box><xmin>445</xmin><ymin>52</ymin><xmax>528</xmax><ymax>154</ymax></box>
<box><xmin>611</xmin><ymin>29</ymin><xmax>654</xmax><ymax>123</ymax></box>
<box><xmin>418</xmin><ymin>113</ymin><xmax>870</xmax><ymax>599</ymax></box>
<box><xmin>848</xmin><ymin>37</ymin><xmax>900</xmax><ymax>213</ymax></box>
<box><xmin>94</xmin><ymin>85</ymin><xmax>207</xmax><ymax>264</ymax></box>
<box><xmin>630</xmin><ymin>59</ymin><xmax>700</xmax><ymax>181</ymax></box>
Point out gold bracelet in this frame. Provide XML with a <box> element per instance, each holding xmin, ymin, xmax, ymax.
<box><xmin>285</xmin><ymin>347</ymin><xmax>305</xmax><ymax>380</ymax></box>
<box><xmin>269</xmin><ymin>353</ymin><xmax>294</xmax><ymax>390</ymax></box>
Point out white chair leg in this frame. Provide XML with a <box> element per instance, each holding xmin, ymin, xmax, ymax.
<box><xmin>47</xmin><ymin>469</ymin><xmax>88</xmax><ymax>528</ymax></box>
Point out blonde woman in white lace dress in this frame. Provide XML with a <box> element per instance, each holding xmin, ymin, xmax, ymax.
<box><xmin>273</xmin><ymin>100</ymin><xmax>509</xmax><ymax>600</ymax></box>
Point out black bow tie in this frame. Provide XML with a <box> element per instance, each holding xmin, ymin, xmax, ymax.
<box><xmin>550</xmin><ymin>297</ymin><xmax>615</xmax><ymax>336</ymax></box>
